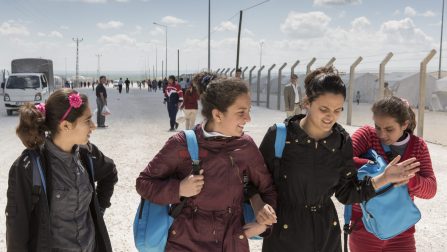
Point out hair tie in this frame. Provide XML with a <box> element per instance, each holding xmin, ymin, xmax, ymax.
<box><xmin>35</xmin><ymin>103</ymin><xmax>46</xmax><ymax>115</ymax></box>
<box><xmin>201</xmin><ymin>75</ymin><xmax>214</xmax><ymax>90</ymax></box>
<box><xmin>60</xmin><ymin>93</ymin><xmax>83</xmax><ymax>122</ymax></box>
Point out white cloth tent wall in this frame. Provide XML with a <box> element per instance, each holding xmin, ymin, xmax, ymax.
<box><xmin>393</xmin><ymin>73</ymin><xmax>437</xmax><ymax>110</ymax></box>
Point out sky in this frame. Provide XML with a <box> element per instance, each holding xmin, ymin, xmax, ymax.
<box><xmin>0</xmin><ymin>0</ymin><xmax>445</xmax><ymax>77</ymax></box>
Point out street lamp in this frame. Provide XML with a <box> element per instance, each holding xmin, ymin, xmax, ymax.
<box><xmin>439</xmin><ymin>0</ymin><xmax>445</xmax><ymax>79</ymax></box>
<box><xmin>153</xmin><ymin>22</ymin><xmax>168</xmax><ymax>79</ymax></box>
<box><xmin>259</xmin><ymin>41</ymin><xmax>264</xmax><ymax>68</ymax></box>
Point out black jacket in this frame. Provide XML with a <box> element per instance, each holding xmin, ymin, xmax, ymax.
<box><xmin>259</xmin><ymin>115</ymin><xmax>376</xmax><ymax>252</ymax></box>
<box><xmin>6</xmin><ymin>143</ymin><xmax>118</xmax><ymax>252</ymax></box>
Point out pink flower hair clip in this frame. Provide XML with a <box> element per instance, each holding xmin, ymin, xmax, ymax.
<box><xmin>35</xmin><ymin>103</ymin><xmax>46</xmax><ymax>115</ymax></box>
<box><xmin>60</xmin><ymin>93</ymin><xmax>83</xmax><ymax>122</ymax></box>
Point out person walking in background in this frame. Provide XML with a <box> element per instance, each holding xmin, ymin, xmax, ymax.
<box><xmin>356</xmin><ymin>90</ymin><xmax>361</xmax><ymax>105</ymax></box>
<box><xmin>384</xmin><ymin>81</ymin><xmax>393</xmax><ymax>98</ymax></box>
<box><xmin>164</xmin><ymin>75</ymin><xmax>183</xmax><ymax>131</ymax></box>
<box><xmin>6</xmin><ymin>89</ymin><xmax>118</xmax><ymax>252</ymax></box>
<box><xmin>96</xmin><ymin>75</ymin><xmax>108</xmax><ymax>128</ymax></box>
<box><xmin>136</xmin><ymin>75</ymin><xmax>276</xmax><ymax>251</ymax></box>
<box><xmin>283</xmin><ymin>73</ymin><xmax>302</xmax><ymax>117</ymax></box>
<box><xmin>152</xmin><ymin>79</ymin><xmax>158</xmax><ymax>92</ymax></box>
<box><xmin>125</xmin><ymin>78</ymin><xmax>130</xmax><ymax>93</ymax></box>
<box><xmin>349</xmin><ymin>96</ymin><xmax>436</xmax><ymax>252</ymax></box>
<box><xmin>117</xmin><ymin>77</ymin><xmax>123</xmax><ymax>94</ymax></box>
<box><xmin>252</xmin><ymin>67</ymin><xmax>420</xmax><ymax>252</ymax></box>
<box><xmin>235</xmin><ymin>68</ymin><xmax>242</xmax><ymax>79</ymax></box>
<box><xmin>180</xmin><ymin>80</ymin><xmax>200</xmax><ymax>130</ymax></box>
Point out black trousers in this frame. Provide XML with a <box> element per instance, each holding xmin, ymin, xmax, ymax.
<box><xmin>167</xmin><ymin>102</ymin><xmax>178</xmax><ymax>129</ymax></box>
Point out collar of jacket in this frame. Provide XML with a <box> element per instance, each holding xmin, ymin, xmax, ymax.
<box><xmin>284</xmin><ymin>114</ymin><xmax>346</xmax><ymax>152</ymax></box>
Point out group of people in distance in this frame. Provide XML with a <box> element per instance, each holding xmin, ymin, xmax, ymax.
<box><xmin>6</xmin><ymin>66</ymin><xmax>436</xmax><ymax>252</ymax></box>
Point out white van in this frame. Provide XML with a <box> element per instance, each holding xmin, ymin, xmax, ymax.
<box><xmin>3</xmin><ymin>73</ymin><xmax>49</xmax><ymax>116</ymax></box>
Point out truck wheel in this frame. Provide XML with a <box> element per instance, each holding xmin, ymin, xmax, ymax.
<box><xmin>6</xmin><ymin>110</ymin><xmax>12</xmax><ymax>116</ymax></box>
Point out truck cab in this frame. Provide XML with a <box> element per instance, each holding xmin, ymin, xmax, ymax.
<box><xmin>3</xmin><ymin>73</ymin><xmax>49</xmax><ymax>116</ymax></box>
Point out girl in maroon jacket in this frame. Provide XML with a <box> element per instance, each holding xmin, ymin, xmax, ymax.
<box><xmin>349</xmin><ymin>96</ymin><xmax>437</xmax><ymax>252</ymax></box>
<box><xmin>180</xmin><ymin>81</ymin><xmax>200</xmax><ymax>130</ymax></box>
<box><xmin>136</xmin><ymin>74</ymin><xmax>277</xmax><ymax>252</ymax></box>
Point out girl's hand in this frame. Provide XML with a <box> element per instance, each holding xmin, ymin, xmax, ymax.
<box><xmin>179</xmin><ymin>169</ymin><xmax>204</xmax><ymax>197</ymax></box>
<box><xmin>242</xmin><ymin>222</ymin><xmax>267</xmax><ymax>238</ymax></box>
<box><xmin>373</xmin><ymin>156</ymin><xmax>420</xmax><ymax>189</ymax></box>
<box><xmin>255</xmin><ymin>204</ymin><xmax>277</xmax><ymax>226</ymax></box>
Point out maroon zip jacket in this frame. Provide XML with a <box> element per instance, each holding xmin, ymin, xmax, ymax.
<box><xmin>351</xmin><ymin>125</ymin><xmax>437</xmax><ymax>235</ymax></box>
<box><xmin>182</xmin><ymin>87</ymin><xmax>199</xmax><ymax>109</ymax></box>
<box><xmin>136</xmin><ymin>124</ymin><xmax>276</xmax><ymax>252</ymax></box>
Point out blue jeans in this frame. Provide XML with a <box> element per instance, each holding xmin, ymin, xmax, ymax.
<box><xmin>167</xmin><ymin>102</ymin><xmax>178</xmax><ymax>129</ymax></box>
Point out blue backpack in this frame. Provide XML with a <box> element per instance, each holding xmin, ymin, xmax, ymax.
<box><xmin>343</xmin><ymin>145</ymin><xmax>421</xmax><ymax>246</ymax></box>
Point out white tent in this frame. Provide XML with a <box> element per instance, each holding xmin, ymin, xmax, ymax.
<box><xmin>433</xmin><ymin>77</ymin><xmax>447</xmax><ymax>111</ymax></box>
<box><xmin>392</xmin><ymin>73</ymin><xmax>438</xmax><ymax>110</ymax></box>
<box><xmin>344</xmin><ymin>73</ymin><xmax>379</xmax><ymax>103</ymax></box>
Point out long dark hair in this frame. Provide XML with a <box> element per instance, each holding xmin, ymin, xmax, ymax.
<box><xmin>372</xmin><ymin>96</ymin><xmax>416</xmax><ymax>134</ymax></box>
<box><xmin>304</xmin><ymin>66</ymin><xmax>346</xmax><ymax>103</ymax></box>
<box><xmin>16</xmin><ymin>88</ymin><xmax>89</xmax><ymax>149</ymax></box>
<box><xmin>193</xmin><ymin>72</ymin><xmax>248</xmax><ymax>121</ymax></box>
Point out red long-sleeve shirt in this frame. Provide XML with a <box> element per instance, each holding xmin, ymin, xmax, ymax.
<box><xmin>350</xmin><ymin>125</ymin><xmax>437</xmax><ymax>234</ymax></box>
<box><xmin>164</xmin><ymin>83</ymin><xmax>183</xmax><ymax>103</ymax></box>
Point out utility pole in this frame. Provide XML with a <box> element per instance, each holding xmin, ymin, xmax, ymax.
<box><xmin>208</xmin><ymin>0</ymin><xmax>211</xmax><ymax>71</ymax></box>
<box><xmin>95</xmin><ymin>54</ymin><xmax>102</xmax><ymax>81</ymax></box>
<box><xmin>64</xmin><ymin>57</ymin><xmax>67</xmax><ymax>81</ymax></box>
<box><xmin>156</xmin><ymin>46</ymin><xmax>158</xmax><ymax>79</ymax></box>
<box><xmin>72</xmin><ymin>38</ymin><xmax>83</xmax><ymax>88</ymax></box>
<box><xmin>259</xmin><ymin>41</ymin><xmax>264</xmax><ymax>68</ymax></box>
<box><xmin>439</xmin><ymin>0</ymin><xmax>445</xmax><ymax>79</ymax></box>
<box><xmin>178</xmin><ymin>49</ymin><xmax>180</xmax><ymax>81</ymax></box>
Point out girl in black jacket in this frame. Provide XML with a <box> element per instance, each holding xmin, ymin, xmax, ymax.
<box><xmin>257</xmin><ymin>67</ymin><xmax>420</xmax><ymax>252</ymax></box>
<box><xmin>6</xmin><ymin>88</ymin><xmax>118</xmax><ymax>252</ymax></box>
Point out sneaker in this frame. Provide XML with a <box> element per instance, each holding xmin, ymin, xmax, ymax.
<box><xmin>174</xmin><ymin>122</ymin><xmax>179</xmax><ymax>130</ymax></box>
<box><xmin>169</xmin><ymin>128</ymin><xmax>175</xmax><ymax>132</ymax></box>
<box><xmin>97</xmin><ymin>125</ymin><xmax>109</xmax><ymax>128</ymax></box>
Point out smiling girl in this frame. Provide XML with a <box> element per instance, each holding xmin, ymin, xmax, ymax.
<box><xmin>136</xmin><ymin>74</ymin><xmax>276</xmax><ymax>251</ymax></box>
<box><xmin>349</xmin><ymin>96</ymin><xmax>437</xmax><ymax>252</ymax></box>
<box><xmin>6</xmin><ymin>89</ymin><xmax>118</xmax><ymax>252</ymax></box>
<box><xmin>258</xmin><ymin>67</ymin><xmax>420</xmax><ymax>252</ymax></box>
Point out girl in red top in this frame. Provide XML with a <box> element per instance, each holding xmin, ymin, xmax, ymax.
<box><xmin>180</xmin><ymin>81</ymin><xmax>200</xmax><ymax>130</ymax></box>
<box><xmin>350</xmin><ymin>96</ymin><xmax>437</xmax><ymax>252</ymax></box>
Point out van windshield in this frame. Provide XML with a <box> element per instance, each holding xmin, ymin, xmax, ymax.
<box><xmin>6</xmin><ymin>76</ymin><xmax>40</xmax><ymax>89</ymax></box>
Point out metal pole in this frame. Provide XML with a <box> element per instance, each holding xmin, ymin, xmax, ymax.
<box><xmin>242</xmin><ymin>66</ymin><xmax>248</xmax><ymax>79</ymax></box>
<box><xmin>177</xmin><ymin>49</ymin><xmax>180</xmax><ymax>81</ymax></box>
<box><xmin>439</xmin><ymin>0</ymin><xmax>445</xmax><ymax>79</ymax></box>
<box><xmin>249</xmin><ymin>66</ymin><xmax>257</xmax><ymax>90</ymax></box>
<box><xmin>165</xmin><ymin>26</ymin><xmax>167</xmax><ymax>78</ymax></box>
<box><xmin>378</xmin><ymin>52</ymin><xmax>393</xmax><ymax>100</ymax></box>
<box><xmin>216</xmin><ymin>68</ymin><xmax>221</xmax><ymax>74</ymax></box>
<box><xmin>260</xmin><ymin>41</ymin><xmax>264</xmax><ymax>68</ymax></box>
<box><xmin>224</xmin><ymin>68</ymin><xmax>230</xmax><ymax>76</ymax></box>
<box><xmin>306</xmin><ymin>57</ymin><xmax>316</xmax><ymax>75</ymax></box>
<box><xmin>155</xmin><ymin>46</ymin><xmax>158</xmax><ymax>79</ymax></box>
<box><xmin>291</xmin><ymin>60</ymin><xmax>300</xmax><ymax>76</ymax></box>
<box><xmin>95</xmin><ymin>54</ymin><xmax>102</xmax><ymax>80</ymax></box>
<box><xmin>266</xmin><ymin>64</ymin><xmax>276</xmax><ymax>108</ymax></box>
<box><xmin>418</xmin><ymin>49</ymin><xmax>437</xmax><ymax>137</ymax></box>
<box><xmin>230</xmin><ymin>68</ymin><xmax>235</xmax><ymax>77</ymax></box>
<box><xmin>220</xmin><ymin>68</ymin><xmax>226</xmax><ymax>75</ymax></box>
<box><xmin>72</xmin><ymin>37</ymin><xmax>83</xmax><ymax>88</ymax></box>
<box><xmin>162</xmin><ymin>60</ymin><xmax>164</xmax><ymax>79</ymax></box>
<box><xmin>256</xmin><ymin>65</ymin><xmax>265</xmax><ymax>106</ymax></box>
<box><xmin>325</xmin><ymin>57</ymin><xmax>336</xmax><ymax>67</ymax></box>
<box><xmin>277</xmin><ymin>62</ymin><xmax>287</xmax><ymax>110</ymax></box>
<box><xmin>208</xmin><ymin>0</ymin><xmax>211</xmax><ymax>71</ymax></box>
<box><xmin>236</xmin><ymin>10</ymin><xmax>243</xmax><ymax>70</ymax></box>
<box><xmin>347</xmin><ymin>57</ymin><xmax>363</xmax><ymax>125</ymax></box>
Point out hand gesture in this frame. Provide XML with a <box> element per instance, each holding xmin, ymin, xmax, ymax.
<box><xmin>383</xmin><ymin>156</ymin><xmax>420</xmax><ymax>185</ymax></box>
<box><xmin>179</xmin><ymin>169</ymin><xmax>204</xmax><ymax>197</ymax></box>
<box><xmin>242</xmin><ymin>222</ymin><xmax>267</xmax><ymax>239</ymax></box>
<box><xmin>255</xmin><ymin>204</ymin><xmax>277</xmax><ymax>226</ymax></box>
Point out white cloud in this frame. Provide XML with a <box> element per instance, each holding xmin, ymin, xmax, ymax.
<box><xmin>421</xmin><ymin>10</ymin><xmax>436</xmax><ymax>17</ymax></box>
<box><xmin>150</xmin><ymin>27</ymin><xmax>164</xmax><ymax>36</ymax></box>
<box><xmin>393</xmin><ymin>10</ymin><xmax>401</xmax><ymax>16</ymax></box>
<box><xmin>314</xmin><ymin>0</ymin><xmax>361</xmax><ymax>6</ymax></box>
<box><xmin>37</xmin><ymin>31</ymin><xmax>63</xmax><ymax>38</ymax></box>
<box><xmin>351</xmin><ymin>16</ymin><xmax>371</xmax><ymax>31</ymax></box>
<box><xmin>0</xmin><ymin>20</ymin><xmax>30</xmax><ymax>36</ymax></box>
<box><xmin>81</xmin><ymin>0</ymin><xmax>107</xmax><ymax>3</ymax></box>
<box><xmin>60</xmin><ymin>25</ymin><xmax>69</xmax><ymax>30</ymax></box>
<box><xmin>404</xmin><ymin>6</ymin><xmax>417</xmax><ymax>17</ymax></box>
<box><xmin>214</xmin><ymin>21</ymin><xmax>237</xmax><ymax>32</ymax></box>
<box><xmin>380</xmin><ymin>18</ymin><xmax>433</xmax><ymax>45</ymax></box>
<box><xmin>280</xmin><ymin>11</ymin><xmax>331</xmax><ymax>38</ymax></box>
<box><xmin>37</xmin><ymin>32</ymin><xmax>46</xmax><ymax>37</ymax></box>
<box><xmin>99</xmin><ymin>34</ymin><xmax>136</xmax><ymax>46</ymax></box>
<box><xmin>244</xmin><ymin>28</ymin><xmax>254</xmax><ymax>37</ymax></box>
<box><xmin>160</xmin><ymin>16</ymin><xmax>187</xmax><ymax>27</ymax></box>
<box><xmin>97</xmin><ymin>21</ymin><xmax>124</xmax><ymax>29</ymax></box>
<box><xmin>115</xmin><ymin>0</ymin><xmax>130</xmax><ymax>2</ymax></box>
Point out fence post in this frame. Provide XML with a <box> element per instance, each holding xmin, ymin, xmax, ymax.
<box><xmin>378</xmin><ymin>52</ymin><xmax>393</xmax><ymax>100</ymax></box>
<box><xmin>224</xmin><ymin>68</ymin><xmax>230</xmax><ymax>76</ymax></box>
<box><xmin>266</xmin><ymin>64</ymin><xmax>276</xmax><ymax>108</ymax></box>
<box><xmin>306</xmin><ymin>58</ymin><xmax>316</xmax><ymax>75</ymax></box>
<box><xmin>257</xmin><ymin>65</ymin><xmax>265</xmax><ymax>106</ymax></box>
<box><xmin>291</xmin><ymin>60</ymin><xmax>300</xmax><ymax>76</ymax></box>
<box><xmin>277</xmin><ymin>63</ymin><xmax>287</xmax><ymax>110</ymax></box>
<box><xmin>325</xmin><ymin>57</ymin><xmax>336</xmax><ymax>67</ymax></box>
<box><xmin>347</xmin><ymin>57</ymin><xmax>363</xmax><ymax>126</ymax></box>
<box><xmin>417</xmin><ymin>49</ymin><xmax>437</xmax><ymax>137</ymax></box>
<box><xmin>220</xmin><ymin>68</ymin><xmax>226</xmax><ymax>75</ymax></box>
<box><xmin>230</xmin><ymin>68</ymin><xmax>235</xmax><ymax>77</ymax></box>
<box><xmin>242</xmin><ymin>66</ymin><xmax>248</xmax><ymax>79</ymax></box>
<box><xmin>216</xmin><ymin>68</ymin><xmax>220</xmax><ymax>74</ymax></box>
<box><xmin>248</xmin><ymin>66</ymin><xmax>257</xmax><ymax>90</ymax></box>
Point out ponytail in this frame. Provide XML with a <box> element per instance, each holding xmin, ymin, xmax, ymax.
<box><xmin>16</xmin><ymin>103</ymin><xmax>46</xmax><ymax>149</ymax></box>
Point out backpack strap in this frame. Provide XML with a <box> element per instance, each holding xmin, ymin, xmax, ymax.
<box><xmin>170</xmin><ymin>130</ymin><xmax>201</xmax><ymax>218</ymax></box>
<box><xmin>28</xmin><ymin>150</ymin><xmax>47</xmax><ymax>195</ymax></box>
<box><xmin>273</xmin><ymin>123</ymin><xmax>286</xmax><ymax>184</ymax></box>
<box><xmin>343</xmin><ymin>205</ymin><xmax>352</xmax><ymax>252</ymax></box>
